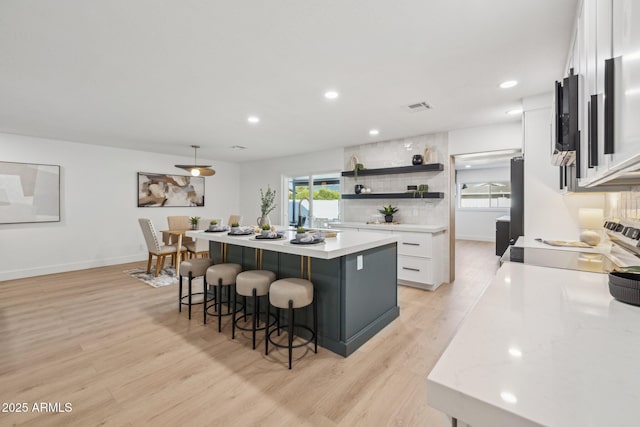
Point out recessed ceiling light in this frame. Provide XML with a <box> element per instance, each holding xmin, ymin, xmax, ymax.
<box><xmin>507</xmin><ymin>109</ymin><xmax>523</xmax><ymax>116</ymax></box>
<box><xmin>231</xmin><ymin>145</ymin><xmax>247</xmax><ymax>150</ymax></box>
<box><xmin>324</xmin><ymin>90</ymin><xmax>339</xmax><ymax>100</ymax></box>
<box><xmin>465</xmin><ymin>165</ymin><xmax>471</xmax><ymax>168</ymax></box>
<box><xmin>247</xmin><ymin>116</ymin><xmax>260</xmax><ymax>124</ymax></box>
<box><xmin>499</xmin><ymin>80</ymin><xmax>518</xmax><ymax>89</ymax></box>
<box><xmin>369</xmin><ymin>129</ymin><xmax>379</xmax><ymax>136</ymax></box>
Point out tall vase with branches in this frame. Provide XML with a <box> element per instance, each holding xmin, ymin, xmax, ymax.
<box><xmin>258</xmin><ymin>186</ymin><xmax>277</xmax><ymax>227</ymax></box>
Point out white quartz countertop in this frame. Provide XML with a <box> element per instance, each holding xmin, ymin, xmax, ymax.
<box><xmin>514</xmin><ymin>235</ymin><xmax>638</xmax><ymax>267</ymax></box>
<box><xmin>329</xmin><ymin>222</ymin><xmax>446</xmax><ymax>233</ymax></box>
<box><xmin>187</xmin><ymin>229</ymin><xmax>398</xmax><ymax>259</ymax></box>
<box><xmin>427</xmin><ymin>262</ymin><xmax>640</xmax><ymax>427</ymax></box>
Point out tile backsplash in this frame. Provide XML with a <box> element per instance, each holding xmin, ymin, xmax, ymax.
<box><xmin>342</xmin><ymin>132</ymin><xmax>449</xmax><ymax>226</ymax></box>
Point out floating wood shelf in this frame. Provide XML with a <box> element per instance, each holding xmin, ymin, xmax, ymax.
<box><xmin>341</xmin><ymin>192</ymin><xmax>444</xmax><ymax>199</ymax></box>
<box><xmin>341</xmin><ymin>163</ymin><xmax>444</xmax><ymax>177</ymax></box>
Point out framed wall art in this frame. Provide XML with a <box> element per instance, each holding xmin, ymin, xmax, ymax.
<box><xmin>137</xmin><ymin>172</ymin><xmax>205</xmax><ymax>207</ymax></box>
<box><xmin>0</xmin><ymin>161</ymin><xmax>61</xmax><ymax>224</ymax></box>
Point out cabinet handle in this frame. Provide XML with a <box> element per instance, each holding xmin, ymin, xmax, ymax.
<box><xmin>604</xmin><ymin>57</ymin><xmax>617</xmax><ymax>154</ymax></box>
<box><xmin>402</xmin><ymin>242</ymin><xmax>420</xmax><ymax>246</ymax></box>
<box><xmin>588</xmin><ymin>94</ymin><xmax>598</xmax><ymax>167</ymax></box>
<box><xmin>402</xmin><ymin>267</ymin><xmax>420</xmax><ymax>272</ymax></box>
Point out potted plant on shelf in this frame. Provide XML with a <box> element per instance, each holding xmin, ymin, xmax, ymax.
<box><xmin>258</xmin><ymin>186</ymin><xmax>276</xmax><ymax>227</ymax></box>
<box><xmin>296</xmin><ymin>226</ymin><xmax>307</xmax><ymax>240</ymax></box>
<box><xmin>378</xmin><ymin>205</ymin><xmax>399</xmax><ymax>223</ymax></box>
<box><xmin>261</xmin><ymin>223</ymin><xmax>272</xmax><ymax>236</ymax></box>
<box><xmin>189</xmin><ymin>216</ymin><xmax>201</xmax><ymax>229</ymax></box>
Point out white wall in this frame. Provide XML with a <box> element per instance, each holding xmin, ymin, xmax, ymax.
<box><xmin>449</xmin><ymin>122</ymin><xmax>522</xmax><ymax>155</ymax></box>
<box><xmin>455</xmin><ymin>167</ymin><xmax>510</xmax><ymax>241</ymax></box>
<box><xmin>522</xmin><ymin>94</ymin><xmax>604</xmax><ymax>240</ymax></box>
<box><xmin>0</xmin><ymin>132</ymin><xmax>240</xmax><ymax>280</ymax></box>
<box><xmin>238</xmin><ymin>147</ymin><xmax>344</xmax><ymax>226</ymax></box>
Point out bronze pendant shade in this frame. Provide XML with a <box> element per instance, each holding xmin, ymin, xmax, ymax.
<box><xmin>175</xmin><ymin>145</ymin><xmax>215</xmax><ymax>176</ymax></box>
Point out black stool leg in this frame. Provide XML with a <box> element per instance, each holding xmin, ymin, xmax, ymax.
<box><xmin>277</xmin><ymin>307</ymin><xmax>281</xmax><ymax>336</ymax></box>
<box><xmin>288</xmin><ymin>300</ymin><xmax>294</xmax><ymax>370</ymax></box>
<box><xmin>313</xmin><ymin>295</ymin><xmax>318</xmax><ymax>353</ymax></box>
<box><xmin>203</xmin><ymin>276</ymin><xmax>208</xmax><ymax>324</ymax></box>
<box><xmin>179</xmin><ymin>274</ymin><xmax>183</xmax><ymax>312</ymax></box>
<box><xmin>217</xmin><ymin>278</ymin><xmax>223</xmax><ymax>333</ymax></box>
<box><xmin>243</xmin><ymin>296</ymin><xmax>248</xmax><ymax>322</ymax></box>
<box><xmin>265</xmin><ymin>297</ymin><xmax>270</xmax><ymax>356</ymax></box>
<box><xmin>232</xmin><ymin>289</ymin><xmax>237</xmax><ymax>340</ymax></box>
<box><xmin>188</xmin><ymin>271</ymin><xmax>193</xmax><ymax>319</ymax></box>
<box><xmin>252</xmin><ymin>288</ymin><xmax>258</xmax><ymax>350</ymax></box>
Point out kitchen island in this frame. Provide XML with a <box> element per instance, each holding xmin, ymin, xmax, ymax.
<box><xmin>187</xmin><ymin>229</ymin><xmax>400</xmax><ymax>357</ymax></box>
<box><xmin>427</xmin><ymin>261</ymin><xmax>640</xmax><ymax>426</ymax></box>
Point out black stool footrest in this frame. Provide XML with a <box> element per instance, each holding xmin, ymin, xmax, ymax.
<box><xmin>205</xmin><ymin>300</ymin><xmax>244</xmax><ymax>317</ymax></box>
<box><xmin>234</xmin><ymin>312</ymin><xmax>277</xmax><ymax>332</ymax></box>
<box><xmin>179</xmin><ymin>292</ymin><xmax>211</xmax><ymax>306</ymax></box>
<box><xmin>267</xmin><ymin>325</ymin><xmax>316</xmax><ymax>349</ymax></box>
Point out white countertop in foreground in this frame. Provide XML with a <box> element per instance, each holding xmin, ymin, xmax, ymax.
<box><xmin>329</xmin><ymin>222</ymin><xmax>446</xmax><ymax>233</ymax></box>
<box><xmin>427</xmin><ymin>262</ymin><xmax>640</xmax><ymax>427</ymax></box>
<box><xmin>187</xmin><ymin>229</ymin><xmax>398</xmax><ymax>259</ymax></box>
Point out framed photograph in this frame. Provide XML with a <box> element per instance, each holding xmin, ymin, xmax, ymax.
<box><xmin>138</xmin><ymin>172</ymin><xmax>205</xmax><ymax>207</ymax></box>
<box><xmin>0</xmin><ymin>161</ymin><xmax>61</xmax><ymax>224</ymax></box>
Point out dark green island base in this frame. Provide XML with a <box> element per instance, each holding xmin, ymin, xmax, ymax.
<box><xmin>208</xmin><ymin>241</ymin><xmax>399</xmax><ymax>357</ymax></box>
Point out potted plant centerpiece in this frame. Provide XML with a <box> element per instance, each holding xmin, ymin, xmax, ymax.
<box><xmin>258</xmin><ymin>186</ymin><xmax>276</xmax><ymax>228</ymax></box>
<box><xmin>189</xmin><ymin>216</ymin><xmax>201</xmax><ymax>229</ymax></box>
<box><xmin>261</xmin><ymin>223</ymin><xmax>272</xmax><ymax>236</ymax></box>
<box><xmin>378</xmin><ymin>205</ymin><xmax>399</xmax><ymax>223</ymax></box>
<box><xmin>230</xmin><ymin>222</ymin><xmax>240</xmax><ymax>233</ymax></box>
<box><xmin>296</xmin><ymin>226</ymin><xmax>307</xmax><ymax>240</ymax></box>
<box><xmin>210</xmin><ymin>219</ymin><xmax>218</xmax><ymax>226</ymax></box>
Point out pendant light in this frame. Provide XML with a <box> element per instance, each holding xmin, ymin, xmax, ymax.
<box><xmin>175</xmin><ymin>145</ymin><xmax>215</xmax><ymax>176</ymax></box>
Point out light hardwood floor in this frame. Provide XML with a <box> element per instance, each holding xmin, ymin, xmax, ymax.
<box><xmin>0</xmin><ymin>240</ymin><xmax>499</xmax><ymax>427</ymax></box>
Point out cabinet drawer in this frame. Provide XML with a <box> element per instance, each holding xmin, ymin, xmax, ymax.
<box><xmin>398</xmin><ymin>255</ymin><xmax>433</xmax><ymax>284</ymax></box>
<box><xmin>395</xmin><ymin>232</ymin><xmax>432</xmax><ymax>257</ymax></box>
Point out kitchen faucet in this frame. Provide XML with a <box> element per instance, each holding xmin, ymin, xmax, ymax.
<box><xmin>297</xmin><ymin>197</ymin><xmax>309</xmax><ymax>227</ymax></box>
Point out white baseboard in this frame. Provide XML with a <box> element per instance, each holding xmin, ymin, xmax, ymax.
<box><xmin>455</xmin><ymin>235</ymin><xmax>495</xmax><ymax>242</ymax></box>
<box><xmin>0</xmin><ymin>253</ymin><xmax>148</xmax><ymax>282</ymax></box>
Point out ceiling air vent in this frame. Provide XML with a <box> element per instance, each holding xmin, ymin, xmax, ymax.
<box><xmin>406</xmin><ymin>101</ymin><xmax>432</xmax><ymax>112</ymax></box>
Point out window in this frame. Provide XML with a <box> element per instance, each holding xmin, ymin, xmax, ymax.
<box><xmin>458</xmin><ymin>181</ymin><xmax>511</xmax><ymax>208</ymax></box>
<box><xmin>287</xmin><ymin>173</ymin><xmax>341</xmax><ymax>227</ymax></box>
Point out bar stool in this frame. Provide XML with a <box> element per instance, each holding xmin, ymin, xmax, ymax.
<box><xmin>266</xmin><ymin>278</ymin><xmax>317</xmax><ymax>369</ymax></box>
<box><xmin>179</xmin><ymin>258</ymin><xmax>214</xmax><ymax>319</ymax></box>
<box><xmin>233</xmin><ymin>269</ymin><xmax>276</xmax><ymax>349</ymax></box>
<box><xmin>204</xmin><ymin>263</ymin><xmax>243</xmax><ymax>332</ymax></box>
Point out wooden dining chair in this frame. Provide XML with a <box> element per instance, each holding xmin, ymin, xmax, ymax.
<box><xmin>167</xmin><ymin>216</ymin><xmax>194</xmax><ymax>244</ymax></box>
<box><xmin>138</xmin><ymin>218</ymin><xmax>187</xmax><ymax>277</ymax></box>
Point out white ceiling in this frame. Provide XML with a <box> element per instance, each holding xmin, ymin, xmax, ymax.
<box><xmin>0</xmin><ymin>0</ymin><xmax>577</xmax><ymax>162</ymax></box>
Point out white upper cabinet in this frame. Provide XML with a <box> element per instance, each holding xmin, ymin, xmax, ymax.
<box><xmin>577</xmin><ymin>0</ymin><xmax>640</xmax><ymax>188</ymax></box>
<box><xmin>610</xmin><ymin>0</ymin><xmax>640</xmax><ymax>168</ymax></box>
<box><xmin>594</xmin><ymin>0</ymin><xmax>612</xmax><ymax>172</ymax></box>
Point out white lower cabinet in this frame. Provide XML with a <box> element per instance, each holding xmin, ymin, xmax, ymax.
<box><xmin>331</xmin><ymin>223</ymin><xmax>445</xmax><ymax>290</ymax></box>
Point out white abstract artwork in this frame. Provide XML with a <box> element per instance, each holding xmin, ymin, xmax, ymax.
<box><xmin>0</xmin><ymin>161</ymin><xmax>60</xmax><ymax>224</ymax></box>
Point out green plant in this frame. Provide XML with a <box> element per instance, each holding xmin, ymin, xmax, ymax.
<box><xmin>261</xmin><ymin>223</ymin><xmax>271</xmax><ymax>231</ymax></box>
<box><xmin>297</xmin><ymin>226</ymin><xmax>306</xmax><ymax>233</ymax></box>
<box><xmin>189</xmin><ymin>216</ymin><xmax>200</xmax><ymax>226</ymax></box>
<box><xmin>231</xmin><ymin>222</ymin><xmax>240</xmax><ymax>227</ymax></box>
<box><xmin>378</xmin><ymin>205</ymin><xmax>399</xmax><ymax>215</ymax></box>
<box><xmin>260</xmin><ymin>186</ymin><xmax>277</xmax><ymax>216</ymax></box>
<box><xmin>210</xmin><ymin>219</ymin><xmax>218</xmax><ymax>225</ymax></box>
<box><xmin>353</xmin><ymin>163</ymin><xmax>365</xmax><ymax>181</ymax></box>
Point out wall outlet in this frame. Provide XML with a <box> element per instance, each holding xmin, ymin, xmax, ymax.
<box><xmin>357</xmin><ymin>255</ymin><xmax>363</xmax><ymax>270</ymax></box>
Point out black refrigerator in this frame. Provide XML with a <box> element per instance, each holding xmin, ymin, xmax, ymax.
<box><xmin>510</xmin><ymin>156</ymin><xmax>524</xmax><ymax>244</ymax></box>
